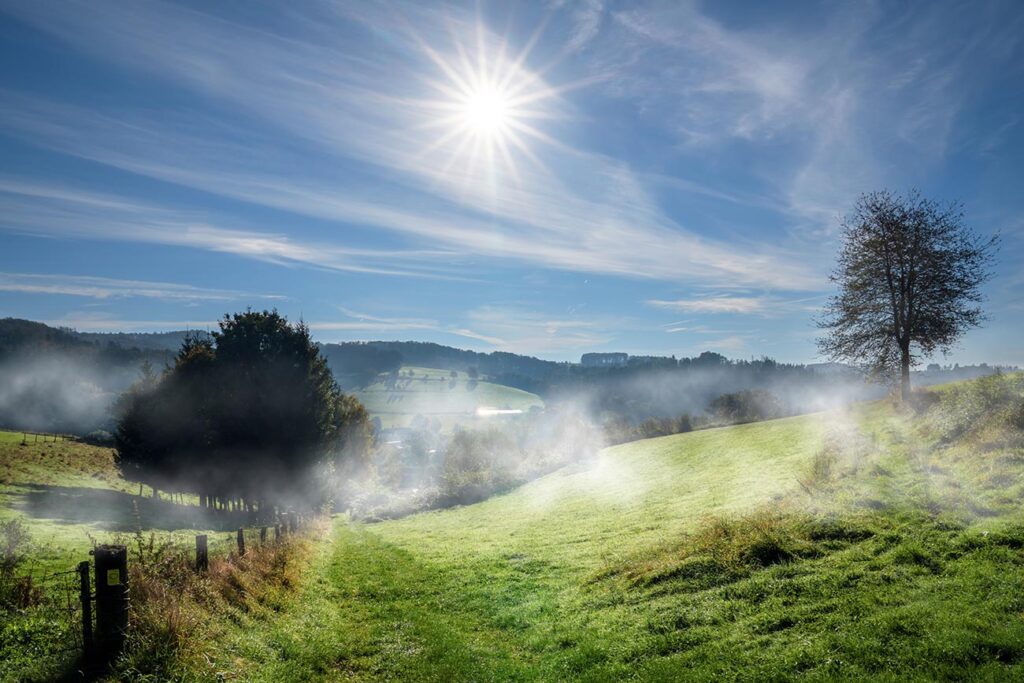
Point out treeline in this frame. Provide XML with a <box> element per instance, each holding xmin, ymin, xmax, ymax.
<box><xmin>116</xmin><ymin>311</ymin><xmax>369</xmax><ymax>516</ymax></box>
<box><xmin>602</xmin><ymin>389</ymin><xmax>786</xmax><ymax>445</ymax></box>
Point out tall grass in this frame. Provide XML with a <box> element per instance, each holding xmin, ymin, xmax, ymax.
<box><xmin>108</xmin><ymin>522</ymin><xmax>321</xmax><ymax>680</ymax></box>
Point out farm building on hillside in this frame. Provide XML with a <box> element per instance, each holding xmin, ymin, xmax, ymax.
<box><xmin>580</xmin><ymin>352</ymin><xmax>628</xmax><ymax>367</ymax></box>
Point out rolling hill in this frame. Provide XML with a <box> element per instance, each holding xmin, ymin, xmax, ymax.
<box><xmin>4</xmin><ymin>374</ymin><xmax>1023</xmax><ymax>680</ymax></box>
<box><xmin>354</xmin><ymin>366</ymin><xmax>544</xmax><ymax>429</ymax></box>
<box><xmin>211</xmin><ymin>373</ymin><xmax>1024</xmax><ymax>681</ymax></box>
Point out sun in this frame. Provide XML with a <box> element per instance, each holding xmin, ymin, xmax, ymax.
<box><xmin>409</xmin><ymin>20</ymin><xmax>569</xmax><ymax>183</ymax></box>
<box><xmin>461</xmin><ymin>83</ymin><xmax>513</xmax><ymax>137</ymax></box>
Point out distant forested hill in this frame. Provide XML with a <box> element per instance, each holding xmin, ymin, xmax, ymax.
<box><xmin>0</xmin><ymin>319</ymin><xmax>1014</xmax><ymax>436</ymax></box>
<box><xmin>0</xmin><ymin>318</ymin><xmax>174</xmax><ymax>434</ymax></box>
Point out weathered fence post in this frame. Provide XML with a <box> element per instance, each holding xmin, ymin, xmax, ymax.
<box><xmin>260</xmin><ymin>526</ymin><xmax>267</xmax><ymax>545</ymax></box>
<box><xmin>77</xmin><ymin>560</ymin><xmax>93</xmax><ymax>657</ymax></box>
<box><xmin>237</xmin><ymin>527</ymin><xmax>246</xmax><ymax>556</ymax></box>
<box><xmin>93</xmin><ymin>545</ymin><xmax>128</xmax><ymax>660</ymax></box>
<box><xmin>274</xmin><ymin>524</ymin><xmax>281</xmax><ymax>542</ymax></box>
<box><xmin>195</xmin><ymin>534</ymin><xmax>208</xmax><ymax>572</ymax></box>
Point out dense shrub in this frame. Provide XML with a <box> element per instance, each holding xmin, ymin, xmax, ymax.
<box><xmin>926</xmin><ymin>373</ymin><xmax>1024</xmax><ymax>442</ymax></box>
<box><xmin>604</xmin><ymin>413</ymin><xmax>696</xmax><ymax>445</ymax></box>
<box><xmin>708</xmin><ymin>389</ymin><xmax>783</xmax><ymax>425</ymax></box>
<box><xmin>439</xmin><ymin>430</ymin><xmax>516</xmax><ymax>505</ymax></box>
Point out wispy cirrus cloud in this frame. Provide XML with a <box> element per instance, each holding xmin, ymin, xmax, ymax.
<box><xmin>0</xmin><ymin>271</ymin><xmax>280</xmax><ymax>302</ymax></box>
<box><xmin>648</xmin><ymin>296</ymin><xmax>768</xmax><ymax>315</ymax></box>
<box><xmin>0</xmin><ymin>178</ymin><xmax>464</xmax><ymax>280</ymax></box>
<box><xmin>648</xmin><ymin>293</ymin><xmax>827</xmax><ymax>316</ymax></box>
<box><xmin>41</xmin><ymin>313</ymin><xmax>218</xmax><ymax>332</ymax></box>
<box><xmin>585</xmin><ymin>1</ymin><xmax>1023</xmax><ymax>235</ymax></box>
<box><xmin>456</xmin><ymin>306</ymin><xmax>615</xmax><ymax>354</ymax></box>
<box><xmin>309</xmin><ymin>308</ymin><xmax>439</xmax><ymax>333</ymax></box>
<box><xmin>0</xmin><ymin>1</ymin><xmax>822</xmax><ymax>291</ymax></box>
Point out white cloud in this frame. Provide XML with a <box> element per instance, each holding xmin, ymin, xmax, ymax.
<box><xmin>648</xmin><ymin>296</ymin><xmax>768</xmax><ymax>314</ymax></box>
<box><xmin>42</xmin><ymin>313</ymin><xmax>217</xmax><ymax>332</ymax></box>
<box><xmin>0</xmin><ymin>271</ymin><xmax>280</xmax><ymax>302</ymax></box>
<box><xmin>456</xmin><ymin>306</ymin><xmax>614</xmax><ymax>354</ymax></box>
<box><xmin>0</xmin><ymin>179</ymin><xmax>464</xmax><ymax>280</ymax></box>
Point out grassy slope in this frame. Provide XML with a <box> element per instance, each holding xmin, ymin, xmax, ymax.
<box><xmin>217</xmin><ymin>378</ymin><xmax>1024</xmax><ymax>681</ymax></box>
<box><xmin>355</xmin><ymin>366</ymin><xmax>543</xmax><ymax>429</ymax></box>
<box><xmin>0</xmin><ymin>431</ymin><xmax>246</xmax><ymax>574</ymax></box>
<box><xmin>0</xmin><ymin>432</ymin><xmax>287</xmax><ymax>681</ymax></box>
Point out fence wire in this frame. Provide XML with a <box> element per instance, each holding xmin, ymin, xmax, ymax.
<box><xmin>2</xmin><ymin>566</ymin><xmax>85</xmax><ymax>657</ymax></box>
<box><xmin>2</xmin><ymin>516</ymin><xmax>306</xmax><ymax>670</ymax></box>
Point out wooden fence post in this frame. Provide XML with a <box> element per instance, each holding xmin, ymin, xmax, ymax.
<box><xmin>93</xmin><ymin>545</ymin><xmax>128</xmax><ymax>660</ymax></box>
<box><xmin>274</xmin><ymin>524</ymin><xmax>281</xmax><ymax>542</ymax></box>
<box><xmin>195</xmin><ymin>535</ymin><xmax>208</xmax><ymax>572</ymax></box>
<box><xmin>77</xmin><ymin>560</ymin><xmax>93</xmax><ymax>657</ymax></box>
<box><xmin>259</xmin><ymin>526</ymin><xmax>267</xmax><ymax>545</ymax></box>
<box><xmin>237</xmin><ymin>527</ymin><xmax>246</xmax><ymax>556</ymax></box>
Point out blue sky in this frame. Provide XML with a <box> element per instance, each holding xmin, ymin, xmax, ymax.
<box><xmin>0</xmin><ymin>0</ymin><xmax>1021</xmax><ymax>364</ymax></box>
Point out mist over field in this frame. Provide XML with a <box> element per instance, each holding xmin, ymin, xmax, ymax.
<box><xmin>0</xmin><ymin>352</ymin><xmax>133</xmax><ymax>434</ymax></box>
<box><xmin>3</xmin><ymin>0</ymin><xmax>1024</xmax><ymax>679</ymax></box>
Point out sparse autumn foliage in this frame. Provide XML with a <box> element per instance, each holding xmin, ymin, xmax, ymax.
<box><xmin>819</xmin><ymin>190</ymin><xmax>997</xmax><ymax>400</ymax></box>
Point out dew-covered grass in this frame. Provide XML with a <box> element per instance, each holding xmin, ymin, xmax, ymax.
<box><xmin>213</xmin><ymin>375</ymin><xmax>1024</xmax><ymax>681</ymax></box>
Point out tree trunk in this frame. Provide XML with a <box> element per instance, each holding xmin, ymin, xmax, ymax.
<box><xmin>900</xmin><ymin>346</ymin><xmax>912</xmax><ymax>402</ymax></box>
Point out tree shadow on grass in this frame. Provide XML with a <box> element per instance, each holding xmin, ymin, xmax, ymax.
<box><xmin>12</xmin><ymin>485</ymin><xmax>240</xmax><ymax>532</ymax></box>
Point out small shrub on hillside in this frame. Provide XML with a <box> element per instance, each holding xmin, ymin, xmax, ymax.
<box><xmin>618</xmin><ymin>510</ymin><xmax>836</xmax><ymax>589</ymax></box>
<box><xmin>0</xmin><ymin>520</ymin><xmax>40</xmax><ymax>610</ymax></box>
<box><xmin>926</xmin><ymin>373</ymin><xmax>1024</xmax><ymax>443</ymax></box>
<box><xmin>0</xmin><ymin>519</ymin><xmax>30</xmax><ymax>576</ymax></box>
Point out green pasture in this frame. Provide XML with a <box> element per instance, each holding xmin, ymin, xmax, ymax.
<box><xmin>215</xmin><ymin>375</ymin><xmax>1024</xmax><ymax>681</ymax></box>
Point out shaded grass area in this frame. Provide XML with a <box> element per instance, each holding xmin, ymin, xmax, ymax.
<box><xmin>212</xmin><ymin>375</ymin><xmax>1024</xmax><ymax>680</ymax></box>
<box><xmin>1</xmin><ymin>431</ymin><xmax>250</xmax><ymax>573</ymax></box>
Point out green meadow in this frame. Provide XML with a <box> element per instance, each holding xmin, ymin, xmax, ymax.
<box><xmin>207</xmin><ymin>374</ymin><xmax>1024</xmax><ymax>681</ymax></box>
<box><xmin>3</xmin><ymin>374</ymin><xmax>1024</xmax><ymax>681</ymax></box>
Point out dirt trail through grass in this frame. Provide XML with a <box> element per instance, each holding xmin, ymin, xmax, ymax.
<box><xmin>219</xmin><ymin>524</ymin><xmax>541</xmax><ymax>682</ymax></box>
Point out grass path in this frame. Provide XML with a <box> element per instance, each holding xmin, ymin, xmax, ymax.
<box><xmin>219</xmin><ymin>524</ymin><xmax>539</xmax><ymax>681</ymax></box>
<box><xmin>218</xmin><ymin>415</ymin><xmax>833</xmax><ymax>680</ymax></box>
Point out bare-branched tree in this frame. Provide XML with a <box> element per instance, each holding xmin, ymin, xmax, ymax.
<box><xmin>818</xmin><ymin>190</ymin><xmax>998</xmax><ymax>401</ymax></box>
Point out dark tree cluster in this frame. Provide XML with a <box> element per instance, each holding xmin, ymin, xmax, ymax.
<box><xmin>115</xmin><ymin>311</ymin><xmax>369</xmax><ymax>516</ymax></box>
<box><xmin>708</xmin><ymin>389</ymin><xmax>782</xmax><ymax>425</ymax></box>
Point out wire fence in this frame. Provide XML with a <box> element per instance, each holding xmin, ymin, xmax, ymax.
<box><xmin>1</xmin><ymin>565</ymin><xmax>86</xmax><ymax>660</ymax></box>
<box><xmin>1</xmin><ymin>512</ymin><xmax>309</xmax><ymax>675</ymax></box>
